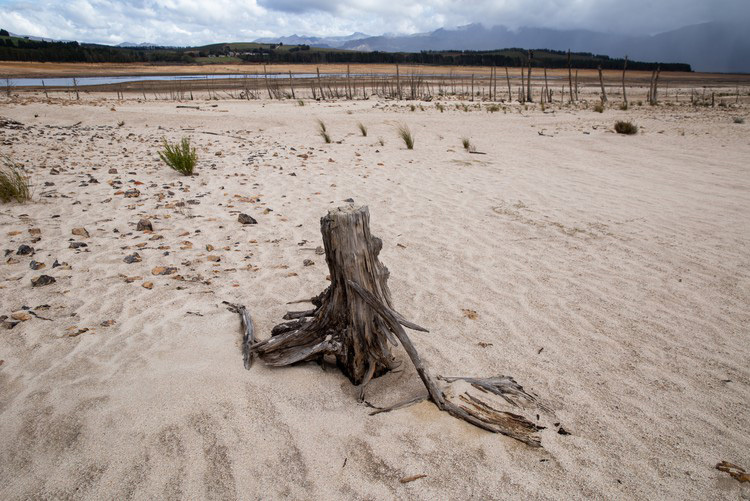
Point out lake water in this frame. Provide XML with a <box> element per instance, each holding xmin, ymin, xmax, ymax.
<box><xmin>3</xmin><ymin>73</ymin><xmax>323</xmax><ymax>88</ymax></box>
<box><xmin>4</xmin><ymin>72</ymin><xmax>553</xmax><ymax>88</ymax></box>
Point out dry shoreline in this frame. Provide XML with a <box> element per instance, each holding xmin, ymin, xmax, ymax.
<box><xmin>2</xmin><ymin>61</ymin><xmax>750</xmax><ymax>86</ymax></box>
<box><xmin>0</xmin><ymin>89</ymin><xmax>748</xmax><ymax>499</ymax></box>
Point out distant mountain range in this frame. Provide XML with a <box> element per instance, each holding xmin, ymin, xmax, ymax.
<box><xmin>253</xmin><ymin>32</ymin><xmax>370</xmax><ymax>48</ymax></box>
<box><xmin>255</xmin><ymin>22</ymin><xmax>750</xmax><ymax>73</ymax></box>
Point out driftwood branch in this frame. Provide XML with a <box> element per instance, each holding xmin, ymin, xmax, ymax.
<box><xmin>239</xmin><ymin>205</ymin><xmax>552</xmax><ymax>447</ymax></box>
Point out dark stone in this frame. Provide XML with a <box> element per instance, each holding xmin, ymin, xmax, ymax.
<box><xmin>123</xmin><ymin>253</ymin><xmax>142</xmax><ymax>264</ymax></box>
<box><xmin>136</xmin><ymin>219</ymin><xmax>153</xmax><ymax>231</ymax></box>
<box><xmin>238</xmin><ymin>214</ymin><xmax>257</xmax><ymax>225</ymax></box>
<box><xmin>344</xmin><ymin>198</ymin><xmax>355</xmax><ymax>203</ymax></box>
<box><xmin>29</xmin><ymin>260</ymin><xmax>45</xmax><ymax>270</ymax></box>
<box><xmin>31</xmin><ymin>275</ymin><xmax>56</xmax><ymax>287</ymax></box>
<box><xmin>69</xmin><ymin>242</ymin><xmax>87</xmax><ymax>249</ymax></box>
<box><xmin>16</xmin><ymin>245</ymin><xmax>34</xmax><ymax>256</ymax></box>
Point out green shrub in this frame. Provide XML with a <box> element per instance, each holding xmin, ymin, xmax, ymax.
<box><xmin>317</xmin><ymin>119</ymin><xmax>331</xmax><ymax>143</ymax></box>
<box><xmin>0</xmin><ymin>155</ymin><xmax>31</xmax><ymax>203</ymax></box>
<box><xmin>614</xmin><ymin>121</ymin><xmax>638</xmax><ymax>135</ymax></box>
<box><xmin>396</xmin><ymin>123</ymin><xmax>414</xmax><ymax>149</ymax></box>
<box><xmin>159</xmin><ymin>137</ymin><xmax>197</xmax><ymax>175</ymax></box>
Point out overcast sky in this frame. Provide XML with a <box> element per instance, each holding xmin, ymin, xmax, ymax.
<box><xmin>0</xmin><ymin>0</ymin><xmax>746</xmax><ymax>45</ymax></box>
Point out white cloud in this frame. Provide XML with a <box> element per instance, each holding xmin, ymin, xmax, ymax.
<box><xmin>0</xmin><ymin>0</ymin><xmax>746</xmax><ymax>45</ymax></box>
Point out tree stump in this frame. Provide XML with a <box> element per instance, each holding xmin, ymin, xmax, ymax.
<box><xmin>246</xmin><ymin>204</ymin><xmax>554</xmax><ymax>447</ymax></box>
<box><xmin>253</xmin><ymin>205</ymin><xmax>403</xmax><ymax>387</ymax></box>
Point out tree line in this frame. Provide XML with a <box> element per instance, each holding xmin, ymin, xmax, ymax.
<box><xmin>0</xmin><ymin>32</ymin><xmax>691</xmax><ymax>72</ymax></box>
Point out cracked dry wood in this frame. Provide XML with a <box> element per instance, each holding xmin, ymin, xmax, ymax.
<box><xmin>243</xmin><ymin>204</ymin><xmax>551</xmax><ymax>447</ymax></box>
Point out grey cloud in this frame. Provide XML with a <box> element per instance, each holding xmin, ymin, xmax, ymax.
<box><xmin>0</xmin><ymin>0</ymin><xmax>747</xmax><ymax>46</ymax></box>
<box><xmin>256</xmin><ymin>0</ymin><xmax>339</xmax><ymax>14</ymax></box>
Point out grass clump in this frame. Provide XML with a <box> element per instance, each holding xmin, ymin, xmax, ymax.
<box><xmin>486</xmin><ymin>104</ymin><xmax>500</xmax><ymax>113</ymax></box>
<box><xmin>461</xmin><ymin>137</ymin><xmax>474</xmax><ymax>151</ymax></box>
<box><xmin>733</xmin><ymin>116</ymin><xmax>745</xmax><ymax>124</ymax></box>
<box><xmin>357</xmin><ymin>122</ymin><xmax>368</xmax><ymax>136</ymax></box>
<box><xmin>297</xmin><ymin>99</ymin><xmax>305</xmax><ymax>106</ymax></box>
<box><xmin>435</xmin><ymin>103</ymin><xmax>444</xmax><ymax>113</ymax></box>
<box><xmin>614</xmin><ymin>121</ymin><xmax>638</xmax><ymax>135</ymax></box>
<box><xmin>317</xmin><ymin>119</ymin><xmax>331</xmax><ymax>143</ymax></box>
<box><xmin>396</xmin><ymin>123</ymin><xmax>414</xmax><ymax>149</ymax></box>
<box><xmin>0</xmin><ymin>155</ymin><xmax>31</xmax><ymax>203</ymax></box>
<box><xmin>619</xmin><ymin>102</ymin><xmax>628</xmax><ymax>111</ymax></box>
<box><xmin>593</xmin><ymin>103</ymin><xmax>604</xmax><ymax>113</ymax></box>
<box><xmin>159</xmin><ymin>137</ymin><xmax>197</xmax><ymax>175</ymax></box>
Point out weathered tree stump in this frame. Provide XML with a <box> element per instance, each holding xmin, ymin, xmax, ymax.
<box><xmin>244</xmin><ymin>204</ymin><xmax>554</xmax><ymax>447</ymax></box>
<box><xmin>252</xmin><ymin>205</ymin><xmax>404</xmax><ymax>387</ymax></box>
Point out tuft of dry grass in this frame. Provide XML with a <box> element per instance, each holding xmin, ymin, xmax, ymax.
<box><xmin>593</xmin><ymin>103</ymin><xmax>605</xmax><ymax>113</ymax></box>
<box><xmin>733</xmin><ymin>116</ymin><xmax>745</xmax><ymax>124</ymax></box>
<box><xmin>396</xmin><ymin>123</ymin><xmax>414</xmax><ymax>149</ymax></box>
<box><xmin>357</xmin><ymin>122</ymin><xmax>368</xmax><ymax>136</ymax></box>
<box><xmin>614</xmin><ymin>121</ymin><xmax>638</xmax><ymax>135</ymax></box>
<box><xmin>317</xmin><ymin>119</ymin><xmax>331</xmax><ymax>143</ymax></box>
<box><xmin>159</xmin><ymin>137</ymin><xmax>197</xmax><ymax>175</ymax></box>
<box><xmin>0</xmin><ymin>155</ymin><xmax>31</xmax><ymax>203</ymax></box>
<box><xmin>461</xmin><ymin>137</ymin><xmax>473</xmax><ymax>151</ymax></box>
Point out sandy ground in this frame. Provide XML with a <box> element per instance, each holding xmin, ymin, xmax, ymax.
<box><xmin>0</xmin><ymin>91</ymin><xmax>749</xmax><ymax>500</ymax></box>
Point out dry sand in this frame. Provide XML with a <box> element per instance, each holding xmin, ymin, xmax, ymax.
<box><xmin>0</xmin><ymin>91</ymin><xmax>749</xmax><ymax>499</ymax></box>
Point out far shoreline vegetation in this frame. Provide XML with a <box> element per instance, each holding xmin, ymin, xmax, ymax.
<box><xmin>0</xmin><ymin>29</ymin><xmax>691</xmax><ymax>72</ymax></box>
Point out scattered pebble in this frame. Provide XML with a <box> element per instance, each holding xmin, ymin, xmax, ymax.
<box><xmin>136</xmin><ymin>219</ymin><xmax>153</xmax><ymax>231</ymax></box>
<box><xmin>238</xmin><ymin>213</ymin><xmax>257</xmax><ymax>225</ymax></box>
<box><xmin>11</xmin><ymin>311</ymin><xmax>31</xmax><ymax>322</ymax></box>
<box><xmin>31</xmin><ymin>275</ymin><xmax>56</xmax><ymax>287</ymax></box>
<box><xmin>16</xmin><ymin>245</ymin><xmax>34</xmax><ymax>256</ymax></box>
<box><xmin>123</xmin><ymin>253</ymin><xmax>142</xmax><ymax>264</ymax></box>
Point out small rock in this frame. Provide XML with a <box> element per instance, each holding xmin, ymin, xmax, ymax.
<box><xmin>72</xmin><ymin>227</ymin><xmax>90</xmax><ymax>238</ymax></box>
<box><xmin>142</xmin><ymin>282</ymin><xmax>154</xmax><ymax>289</ymax></box>
<box><xmin>344</xmin><ymin>198</ymin><xmax>355</xmax><ymax>203</ymax></box>
<box><xmin>151</xmin><ymin>266</ymin><xmax>177</xmax><ymax>276</ymax></box>
<box><xmin>11</xmin><ymin>311</ymin><xmax>31</xmax><ymax>322</ymax></box>
<box><xmin>6</xmin><ymin>257</ymin><xmax>20</xmax><ymax>265</ymax></box>
<box><xmin>206</xmin><ymin>255</ymin><xmax>221</xmax><ymax>262</ymax></box>
<box><xmin>206</xmin><ymin>244</ymin><xmax>214</xmax><ymax>251</ymax></box>
<box><xmin>124</xmin><ymin>188</ymin><xmax>140</xmax><ymax>198</ymax></box>
<box><xmin>303</xmin><ymin>259</ymin><xmax>315</xmax><ymax>266</ymax></box>
<box><xmin>100</xmin><ymin>320</ymin><xmax>116</xmax><ymax>327</ymax></box>
<box><xmin>462</xmin><ymin>309</ymin><xmax>478</xmax><ymax>320</ymax></box>
<box><xmin>108</xmin><ymin>168</ymin><xmax>118</xmax><ymax>174</ymax></box>
<box><xmin>16</xmin><ymin>245</ymin><xmax>34</xmax><ymax>256</ymax></box>
<box><xmin>315</xmin><ymin>246</ymin><xmax>325</xmax><ymax>255</ymax></box>
<box><xmin>69</xmin><ymin>242</ymin><xmax>87</xmax><ymax>249</ymax></box>
<box><xmin>31</xmin><ymin>275</ymin><xmax>56</xmax><ymax>287</ymax></box>
<box><xmin>238</xmin><ymin>214</ymin><xmax>257</xmax><ymax>225</ymax></box>
<box><xmin>28</xmin><ymin>228</ymin><xmax>41</xmax><ymax>236</ymax></box>
<box><xmin>136</xmin><ymin>219</ymin><xmax>153</xmax><ymax>231</ymax></box>
<box><xmin>29</xmin><ymin>260</ymin><xmax>45</xmax><ymax>270</ymax></box>
<box><xmin>123</xmin><ymin>253</ymin><xmax>142</xmax><ymax>264</ymax></box>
